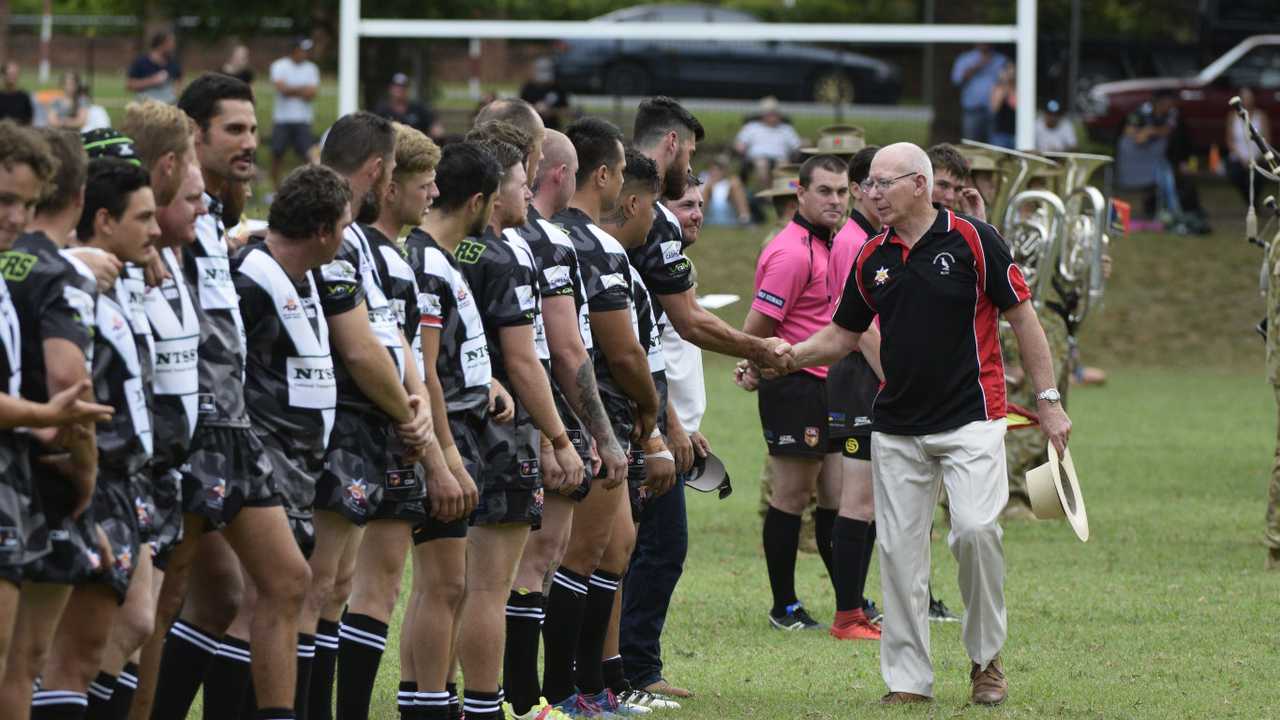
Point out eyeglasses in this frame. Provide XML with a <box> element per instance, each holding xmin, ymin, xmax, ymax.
<box><xmin>860</xmin><ymin>172</ymin><xmax>918</xmax><ymax>193</ymax></box>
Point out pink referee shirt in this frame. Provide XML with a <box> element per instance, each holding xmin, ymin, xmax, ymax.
<box><xmin>827</xmin><ymin>210</ymin><xmax>879</xmax><ymax>316</ymax></box>
<box><xmin>752</xmin><ymin>215</ymin><xmax>833</xmax><ymax>379</ymax></box>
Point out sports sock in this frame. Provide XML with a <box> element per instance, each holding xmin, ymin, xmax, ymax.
<box><xmin>336</xmin><ymin>612</ymin><xmax>387</xmax><ymax>720</ymax></box>
<box><xmin>832</xmin><ymin>517</ymin><xmax>872</xmax><ymax>612</ymax></box>
<box><xmin>763</xmin><ymin>507</ymin><xmax>803</xmax><ymax>616</ymax></box>
<box><xmin>541</xmin><ymin>567</ymin><xmax>589</xmax><ymax>703</ymax></box>
<box><xmin>445</xmin><ymin>683</ymin><xmax>462</xmax><ymax>720</ymax></box>
<box><xmin>574</xmin><ymin>570</ymin><xmax>621</xmax><ymax>696</ymax></box>
<box><xmin>462</xmin><ymin>688</ymin><xmax>502</xmax><ymax>720</ymax></box>
<box><xmin>109</xmin><ymin>662</ymin><xmax>139</xmax><ymax>720</ymax></box>
<box><xmin>295</xmin><ymin>633</ymin><xmax>315</xmax><ymax>720</ymax></box>
<box><xmin>150</xmin><ymin>619</ymin><xmax>219</xmax><ymax>718</ymax></box>
<box><xmin>602</xmin><ymin>655</ymin><xmax>628</xmax><ymax>695</ymax></box>
<box><xmin>203</xmin><ymin>635</ymin><xmax>252</xmax><ymax>719</ymax></box>
<box><xmin>254</xmin><ymin>708</ymin><xmax>295</xmax><ymax>720</ymax></box>
<box><xmin>32</xmin><ymin>689</ymin><xmax>88</xmax><ymax>719</ymax></box>
<box><xmin>397</xmin><ymin>681</ymin><xmax>418</xmax><ymax>719</ymax></box>
<box><xmin>503</xmin><ymin>589</ymin><xmax>545</xmax><ymax>715</ymax></box>
<box><xmin>84</xmin><ymin>672</ymin><xmax>116</xmax><ymax>719</ymax></box>
<box><xmin>814</xmin><ymin>507</ymin><xmax>837</xmax><ymax>592</ymax></box>
<box><xmin>309</xmin><ymin>618</ymin><xmax>340</xmax><ymax>720</ymax></box>
<box><xmin>242</xmin><ymin>679</ymin><xmax>259</xmax><ymax>718</ymax></box>
<box><xmin>415</xmin><ymin>689</ymin><xmax>450</xmax><ymax>720</ymax></box>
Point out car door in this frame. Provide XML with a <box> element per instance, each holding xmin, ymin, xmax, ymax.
<box><xmin>665</xmin><ymin>6</ymin><xmax>773</xmax><ymax>98</ymax></box>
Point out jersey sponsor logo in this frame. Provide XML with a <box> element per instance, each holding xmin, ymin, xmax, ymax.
<box><xmin>804</xmin><ymin>426</ymin><xmax>820</xmax><ymax>447</ymax></box>
<box><xmin>321</xmin><ymin>259</ymin><xmax>357</xmax><ymax>282</ymax></box>
<box><xmin>515</xmin><ymin>285</ymin><xmax>536</xmax><ymax>312</ymax></box>
<box><xmin>154</xmin><ymin>346</ymin><xmax>199</xmax><ymax>367</ymax></box>
<box><xmin>0</xmin><ymin>526</ymin><xmax>18</xmax><ymax>550</ymax></box>
<box><xmin>777</xmin><ymin>434</ymin><xmax>795</xmax><ymax>445</ymax></box>
<box><xmin>874</xmin><ymin>266</ymin><xmax>890</xmax><ymax>285</ymax></box>
<box><xmin>844</xmin><ymin>437</ymin><xmax>860</xmax><ymax>455</ymax></box>
<box><xmin>933</xmin><ymin>252</ymin><xmax>955</xmax><ymax>276</ymax></box>
<box><xmin>202</xmin><ymin>263</ymin><xmax>232</xmax><ymax>284</ymax></box>
<box><xmin>756</xmin><ymin>289</ymin><xmax>785</xmax><ymax>308</ymax></box>
<box><xmin>455</xmin><ymin>238</ymin><xmax>486</xmax><ymax>264</ymax></box>
<box><xmin>601</xmin><ymin>273</ymin><xmax>627</xmax><ymax>290</ymax></box>
<box><xmin>0</xmin><ymin>251</ymin><xmax>37</xmax><ymax>282</ymax></box>
<box><xmin>660</xmin><ymin>240</ymin><xmax>683</xmax><ymax>264</ymax></box>
<box><xmin>291</xmin><ymin>363</ymin><xmax>337</xmax><ymax>382</ymax></box>
<box><xmin>543</xmin><ymin>265</ymin><xmax>571</xmax><ymax>288</ymax></box>
<box><xmin>668</xmin><ymin>259</ymin><xmax>690</xmax><ymax>276</ymax></box>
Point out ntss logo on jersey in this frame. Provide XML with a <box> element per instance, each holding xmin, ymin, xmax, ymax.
<box><xmin>292</xmin><ymin>365</ymin><xmax>336</xmax><ymax>381</ymax></box>
<box><xmin>203</xmin><ymin>265</ymin><xmax>232</xmax><ymax>283</ymax></box>
<box><xmin>155</xmin><ymin>347</ymin><xmax>198</xmax><ymax>366</ymax></box>
<box><xmin>464</xmin><ymin>344</ymin><xmax>489</xmax><ymax>364</ymax></box>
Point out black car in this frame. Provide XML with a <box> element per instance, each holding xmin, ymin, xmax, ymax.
<box><xmin>551</xmin><ymin>4</ymin><xmax>902</xmax><ymax>104</ymax></box>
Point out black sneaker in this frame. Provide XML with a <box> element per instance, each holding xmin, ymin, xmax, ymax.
<box><xmin>863</xmin><ymin>599</ymin><xmax>883</xmax><ymax>625</ymax></box>
<box><xmin>768</xmin><ymin>602</ymin><xmax>825</xmax><ymax>631</ymax></box>
<box><xmin>928</xmin><ymin>596</ymin><xmax>960</xmax><ymax>623</ymax></box>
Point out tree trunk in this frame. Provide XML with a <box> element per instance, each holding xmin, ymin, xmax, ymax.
<box><xmin>927</xmin><ymin>4</ymin><xmax>980</xmax><ymax>146</ymax></box>
<box><xmin>0</xmin><ymin>0</ymin><xmax>11</xmax><ymax>64</ymax></box>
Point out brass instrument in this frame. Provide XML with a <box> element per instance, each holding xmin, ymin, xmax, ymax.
<box><xmin>1044</xmin><ymin>152</ymin><xmax>1114</xmax><ymax>326</ymax></box>
<box><xmin>960</xmin><ymin>139</ymin><xmax>1059</xmax><ymax>229</ymax></box>
<box><xmin>1002</xmin><ymin>189</ymin><xmax>1068</xmax><ymax>307</ymax></box>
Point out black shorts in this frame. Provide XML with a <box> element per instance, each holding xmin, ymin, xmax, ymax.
<box><xmin>23</xmin><ymin>459</ymin><xmax>104</xmax><ymax>587</ymax></box>
<box><xmin>287</xmin><ymin>507</ymin><xmax>317</xmax><ymax>559</ymax></box>
<box><xmin>411</xmin><ymin>515</ymin><xmax>469</xmax><ymax>545</ymax></box>
<box><xmin>316</xmin><ymin>411</ymin><xmax>427</xmax><ymax>527</ymax></box>
<box><xmin>271</xmin><ymin>121</ymin><xmax>314</xmax><ymax>159</ymax></box>
<box><xmin>148</xmin><ymin>468</ymin><xmax>184</xmax><ymax>569</ymax></box>
<box><xmin>93</xmin><ymin>479</ymin><xmax>145</xmax><ymax>604</ymax></box>
<box><xmin>0</xmin><ymin>436</ymin><xmax>48</xmax><ymax>585</ymax></box>
<box><xmin>181</xmin><ymin>424</ymin><xmax>280</xmax><ymax>531</ymax></box>
<box><xmin>758</xmin><ymin>372</ymin><xmax>829</xmax><ymax>458</ymax></box>
<box><xmin>826</xmin><ymin>353</ymin><xmax>878</xmax><ymax>443</ymax></box>
<box><xmin>837</xmin><ymin>435</ymin><xmax>871</xmax><ymax>461</ymax></box>
<box><xmin>470</xmin><ymin>402</ymin><xmax>543</xmax><ymax>529</ymax></box>
<box><xmin>626</xmin><ymin>447</ymin><xmax>647</xmax><ymax>523</ymax></box>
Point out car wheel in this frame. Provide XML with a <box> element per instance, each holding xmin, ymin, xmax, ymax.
<box><xmin>604</xmin><ymin>63</ymin><xmax>651</xmax><ymax>96</ymax></box>
<box><xmin>811</xmin><ymin>70</ymin><xmax>854</xmax><ymax>104</ymax></box>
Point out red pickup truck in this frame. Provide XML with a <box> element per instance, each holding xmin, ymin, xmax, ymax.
<box><xmin>1082</xmin><ymin>34</ymin><xmax>1280</xmax><ymax>153</ymax></box>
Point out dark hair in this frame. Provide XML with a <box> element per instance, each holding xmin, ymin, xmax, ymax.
<box><xmin>0</xmin><ymin>121</ymin><xmax>57</xmax><ymax>204</ymax></box>
<box><xmin>565</xmin><ymin>117</ymin><xmax>623</xmax><ymax>188</ymax></box>
<box><xmin>434</xmin><ymin>142</ymin><xmax>502</xmax><ymax>214</ymax></box>
<box><xmin>35</xmin><ymin>128</ymin><xmax>86</xmax><ymax>215</ymax></box>
<box><xmin>178</xmin><ymin>72</ymin><xmax>255</xmax><ymax>132</ymax></box>
<box><xmin>475</xmin><ymin>138</ymin><xmax>523</xmax><ymax>174</ymax></box>
<box><xmin>321</xmin><ymin>112</ymin><xmax>395</xmax><ymax>175</ymax></box>
<box><xmin>150</xmin><ymin>31</ymin><xmax>172</xmax><ymax>50</ymax></box>
<box><xmin>926</xmin><ymin>143</ymin><xmax>970</xmax><ymax>181</ymax></box>
<box><xmin>633</xmin><ymin>96</ymin><xmax>705</xmax><ymax>148</ymax></box>
<box><xmin>662</xmin><ymin>169</ymin><xmax>701</xmax><ymax>201</ymax></box>
<box><xmin>622</xmin><ymin>148</ymin><xmax>660</xmax><ymax>196</ymax></box>
<box><xmin>466</xmin><ymin>120</ymin><xmax>532</xmax><ymax>163</ymax></box>
<box><xmin>77</xmin><ymin>158</ymin><xmax>150</xmax><ymax>241</ymax></box>
<box><xmin>799</xmin><ymin>154</ymin><xmax>848</xmax><ymax>188</ymax></box>
<box><xmin>474</xmin><ymin>99</ymin><xmax>543</xmax><ymax>141</ymax></box>
<box><xmin>269</xmin><ymin>165</ymin><xmax>353</xmax><ymax>241</ymax></box>
<box><xmin>848</xmin><ymin>145</ymin><xmax>880</xmax><ymax>185</ymax></box>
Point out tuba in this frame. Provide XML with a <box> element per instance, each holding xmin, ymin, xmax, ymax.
<box><xmin>960</xmin><ymin>139</ymin><xmax>1059</xmax><ymax>230</ymax></box>
<box><xmin>1043</xmin><ymin>151</ymin><xmax>1113</xmax><ymax>328</ymax></box>
<box><xmin>1003</xmin><ymin>188</ymin><xmax>1069</xmax><ymax>307</ymax></box>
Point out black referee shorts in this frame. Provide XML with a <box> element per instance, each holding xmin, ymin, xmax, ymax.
<box><xmin>826</xmin><ymin>352</ymin><xmax>878</xmax><ymax>460</ymax></box>
<box><xmin>758</xmin><ymin>371</ymin><xmax>829</xmax><ymax>459</ymax></box>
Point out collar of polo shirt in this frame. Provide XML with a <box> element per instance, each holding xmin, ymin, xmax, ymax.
<box><xmin>791</xmin><ymin>211</ymin><xmax>835</xmax><ymax>245</ymax></box>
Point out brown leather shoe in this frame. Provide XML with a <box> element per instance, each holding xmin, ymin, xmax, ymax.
<box><xmin>880</xmin><ymin>692</ymin><xmax>931</xmax><ymax>705</ymax></box>
<box><xmin>970</xmin><ymin>656</ymin><xmax>1008</xmax><ymax>705</ymax></box>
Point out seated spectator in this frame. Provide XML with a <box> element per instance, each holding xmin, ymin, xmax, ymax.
<box><xmin>1116</xmin><ymin>90</ymin><xmax>1182</xmax><ymax>222</ymax></box>
<box><xmin>374</xmin><ymin>72</ymin><xmax>445</xmax><ymax>142</ymax></box>
<box><xmin>519</xmin><ymin>57</ymin><xmax>570</xmax><ymax>130</ymax></box>
<box><xmin>734</xmin><ymin>96</ymin><xmax>801</xmax><ymax>187</ymax></box>
<box><xmin>222</xmin><ymin>43</ymin><xmax>255</xmax><ymax>86</ymax></box>
<box><xmin>1034</xmin><ymin>99</ymin><xmax>1077</xmax><ymax>152</ymax></box>
<box><xmin>48</xmin><ymin>72</ymin><xmax>90</xmax><ymax>130</ymax></box>
<box><xmin>1225</xmin><ymin>87</ymin><xmax>1271</xmax><ymax>205</ymax></box>
<box><xmin>699</xmin><ymin>154</ymin><xmax>752</xmax><ymax>226</ymax></box>
<box><xmin>0</xmin><ymin>61</ymin><xmax>33</xmax><ymax>125</ymax></box>
<box><xmin>989</xmin><ymin>63</ymin><xmax>1017</xmax><ymax>148</ymax></box>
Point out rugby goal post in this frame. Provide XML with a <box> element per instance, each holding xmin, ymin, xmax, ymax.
<box><xmin>339</xmin><ymin>0</ymin><xmax>1040</xmax><ymax>149</ymax></box>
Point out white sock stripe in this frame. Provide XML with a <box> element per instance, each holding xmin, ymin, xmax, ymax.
<box><xmin>338</xmin><ymin>623</ymin><xmax>388</xmax><ymax>645</ymax></box>
<box><xmin>117</xmin><ymin>675</ymin><xmax>139</xmax><ymax>690</ymax></box>
<box><xmin>215</xmin><ymin>643</ymin><xmax>252</xmax><ymax>663</ymax></box>
<box><xmin>552</xmin><ymin>572</ymin><xmax>588</xmax><ymax>595</ymax></box>
<box><xmin>314</xmin><ymin>633</ymin><xmax>340</xmax><ymax>649</ymax></box>
<box><xmin>87</xmin><ymin>682</ymin><xmax>115</xmax><ymax>700</ymax></box>
<box><xmin>463</xmin><ymin>699</ymin><xmax>502</xmax><ymax>712</ymax></box>
<box><xmin>32</xmin><ymin>691</ymin><xmax>89</xmax><ymax>707</ymax></box>
<box><xmin>337</xmin><ymin>631</ymin><xmax>386</xmax><ymax>651</ymax></box>
<box><xmin>118</xmin><ymin>671</ymin><xmax>139</xmax><ymax>685</ymax></box>
<box><xmin>170</xmin><ymin>620</ymin><xmax>217</xmax><ymax>645</ymax></box>
<box><xmin>588</xmin><ymin>574</ymin><xmax>620</xmax><ymax>591</ymax></box>
<box><xmin>168</xmin><ymin>623</ymin><xmax>220</xmax><ymax>654</ymax></box>
<box><xmin>504</xmin><ymin>605</ymin><xmax>546</xmax><ymax>618</ymax></box>
<box><xmin>297</xmin><ymin>648</ymin><xmax>315</xmax><ymax>658</ymax></box>
<box><xmin>604</xmin><ymin>654</ymin><xmax>622</xmax><ymax>662</ymax></box>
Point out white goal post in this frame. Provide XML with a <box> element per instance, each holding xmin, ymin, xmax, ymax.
<box><xmin>339</xmin><ymin>0</ymin><xmax>1040</xmax><ymax>148</ymax></box>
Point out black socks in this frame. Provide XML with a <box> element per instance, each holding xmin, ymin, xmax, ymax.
<box><xmin>309</xmin><ymin>618</ymin><xmax>340</xmax><ymax>720</ymax></box>
<box><xmin>337</xmin><ymin>612</ymin><xmax>388</xmax><ymax>719</ymax></box>
<box><xmin>763</xmin><ymin>507</ymin><xmax>803</xmax><ymax>616</ymax></box>
<box><xmin>150</xmin><ymin>619</ymin><xmax>219</xmax><ymax>719</ymax></box>
<box><xmin>503</xmin><ymin>590</ymin><xmax>545</xmax><ymax>715</ymax></box>
<box><xmin>541</xmin><ymin>568</ymin><xmax>589</xmax><ymax>703</ymax></box>
<box><xmin>574</xmin><ymin>571</ymin><xmax>621</xmax><ymax>696</ymax></box>
<box><xmin>832</xmin><ymin>517</ymin><xmax>872</xmax><ymax>612</ymax></box>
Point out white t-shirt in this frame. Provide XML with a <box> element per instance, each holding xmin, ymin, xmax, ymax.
<box><xmin>270</xmin><ymin>58</ymin><xmax>320</xmax><ymax>124</ymax></box>
<box><xmin>734</xmin><ymin>121</ymin><xmax>802</xmax><ymax>161</ymax></box>
<box><xmin>1034</xmin><ymin>116</ymin><xmax>1077</xmax><ymax>153</ymax></box>
<box><xmin>661</xmin><ymin>323</ymin><xmax>705</xmax><ymax>433</ymax></box>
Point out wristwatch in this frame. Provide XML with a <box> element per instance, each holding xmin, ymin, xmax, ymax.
<box><xmin>1036</xmin><ymin>388</ymin><xmax>1062</xmax><ymax>404</ymax></box>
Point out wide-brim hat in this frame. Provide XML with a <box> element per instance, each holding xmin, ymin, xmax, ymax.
<box><xmin>802</xmin><ymin>124</ymin><xmax>866</xmax><ymax>155</ymax></box>
<box><xmin>957</xmin><ymin>146</ymin><xmax>999</xmax><ymax>173</ymax></box>
<box><xmin>1026</xmin><ymin>444</ymin><xmax>1089</xmax><ymax>542</ymax></box>
<box><xmin>755</xmin><ymin>174</ymin><xmax>801</xmax><ymax>198</ymax></box>
<box><xmin>686</xmin><ymin>452</ymin><xmax>732</xmax><ymax>499</ymax></box>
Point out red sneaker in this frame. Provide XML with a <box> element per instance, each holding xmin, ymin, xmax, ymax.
<box><xmin>829</xmin><ymin>608</ymin><xmax>882</xmax><ymax>641</ymax></box>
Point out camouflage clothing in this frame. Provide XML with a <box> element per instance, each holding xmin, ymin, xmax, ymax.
<box><xmin>180</xmin><ymin>425</ymin><xmax>279</xmax><ymax>529</ymax></box>
<box><xmin>468</xmin><ymin>405</ymin><xmax>543</xmax><ymax>529</ymax></box>
<box><xmin>1002</xmin><ymin>305</ymin><xmax>1073</xmax><ymax>509</ymax></box>
<box><xmin>94</xmin><ymin>479</ymin><xmax>144</xmax><ymax>602</ymax></box>
<box><xmin>314</xmin><ymin>410</ymin><xmax>426</xmax><ymax>527</ymax></box>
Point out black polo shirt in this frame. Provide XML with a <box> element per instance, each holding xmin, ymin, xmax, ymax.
<box><xmin>833</xmin><ymin>206</ymin><xmax>1030</xmax><ymax>436</ymax></box>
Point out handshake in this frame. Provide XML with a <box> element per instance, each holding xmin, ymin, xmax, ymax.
<box><xmin>735</xmin><ymin>337</ymin><xmax>797</xmax><ymax>391</ymax></box>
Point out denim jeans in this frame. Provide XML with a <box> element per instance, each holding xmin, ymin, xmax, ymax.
<box><xmin>619</xmin><ymin>473</ymin><xmax>689</xmax><ymax>688</ymax></box>
<box><xmin>961</xmin><ymin>106</ymin><xmax>993</xmax><ymax>144</ymax></box>
<box><xmin>1153</xmin><ymin>159</ymin><xmax>1183</xmax><ymax>215</ymax></box>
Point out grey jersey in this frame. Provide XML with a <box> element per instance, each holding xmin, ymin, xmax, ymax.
<box><xmin>89</xmin><ymin>265</ymin><xmax>155</xmax><ymax>477</ymax></box>
<box><xmin>144</xmin><ymin>248</ymin><xmax>200</xmax><ymax>472</ymax></box>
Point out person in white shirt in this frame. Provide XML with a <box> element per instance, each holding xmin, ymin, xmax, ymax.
<box><xmin>734</xmin><ymin>96</ymin><xmax>802</xmax><ymax>188</ymax></box>
<box><xmin>1033</xmin><ymin>99</ymin><xmax>1077</xmax><ymax>153</ymax></box>
<box><xmin>269</xmin><ymin>38</ymin><xmax>320</xmax><ymax>189</ymax></box>
<box><xmin>1225</xmin><ymin>87</ymin><xmax>1271</xmax><ymax>204</ymax></box>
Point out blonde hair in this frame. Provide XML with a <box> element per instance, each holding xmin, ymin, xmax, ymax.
<box><xmin>120</xmin><ymin>99</ymin><xmax>193</xmax><ymax>168</ymax></box>
<box><xmin>392</xmin><ymin>122</ymin><xmax>441</xmax><ymax>179</ymax></box>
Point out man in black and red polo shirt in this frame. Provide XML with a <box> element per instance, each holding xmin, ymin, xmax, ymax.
<box><xmin>778</xmin><ymin>142</ymin><xmax>1071</xmax><ymax>707</ymax></box>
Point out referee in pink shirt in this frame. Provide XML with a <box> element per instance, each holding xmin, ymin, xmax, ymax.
<box><xmin>743</xmin><ymin>154</ymin><xmax>849</xmax><ymax>631</ymax></box>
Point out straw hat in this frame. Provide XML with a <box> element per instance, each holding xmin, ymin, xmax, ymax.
<box><xmin>758</xmin><ymin>96</ymin><xmax>781</xmax><ymax>115</ymax></box>
<box><xmin>801</xmin><ymin>124</ymin><xmax>867</xmax><ymax>156</ymax></box>
<box><xmin>755</xmin><ymin>174</ymin><xmax>801</xmax><ymax>198</ymax></box>
<box><xmin>1026</xmin><ymin>444</ymin><xmax>1090</xmax><ymax>542</ymax></box>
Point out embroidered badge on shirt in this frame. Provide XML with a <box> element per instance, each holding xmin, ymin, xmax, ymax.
<box><xmin>874</xmin><ymin>266</ymin><xmax>890</xmax><ymax>285</ymax></box>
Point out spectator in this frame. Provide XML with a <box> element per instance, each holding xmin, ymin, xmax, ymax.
<box><xmin>126</xmin><ymin>30</ymin><xmax>182</xmax><ymax>103</ymax></box>
<box><xmin>951</xmin><ymin>43</ymin><xmax>1008</xmax><ymax>143</ymax></box>
<box><xmin>1034</xmin><ymin>99</ymin><xmax>1078</xmax><ymax>153</ymax></box>
<box><xmin>734</xmin><ymin>96</ymin><xmax>802</xmax><ymax>187</ymax></box>
<box><xmin>989</xmin><ymin>63</ymin><xmax>1017</xmax><ymax>149</ymax></box>
<box><xmin>0</xmin><ymin>61</ymin><xmax>33</xmax><ymax>125</ymax></box>
<box><xmin>1226</xmin><ymin>87</ymin><xmax>1271</xmax><ymax>205</ymax></box>
<box><xmin>519</xmin><ymin>57</ymin><xmax>571</xmax><ymax>131</ymax></box>
<box><xmin>269</xmin><ymin>37</ymin><xmax>320</xmax><ymax>188</ymax></box>
<box><xmin>801</xmin><ymin>124</ymin><xmax>866</xmax><ymax>157</ymax></box>
<box><xmin>699</xmin><ymin>154</ymin><xmax>752</xmax><ymax>226</ymax></box>
<box><xmin>1116</xmin><ymin>89</ymin><xmax>1184</xmax><ymax>225</ymax></box>
<box><xmin>48</xmin><ymin>71</ymin><xmax>89</xmax><ymax>130</ymax></box>
<box><xmin>222</xmin><ymin>43</ymin><xmax>254</xmax><ymax>86</ymax></box>
<box><xmin>373</xmin><ymin>72</ymin><xmax>445</xmax><ymax>142</ymax></box>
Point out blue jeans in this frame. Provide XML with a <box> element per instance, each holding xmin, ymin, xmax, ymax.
<box><xmin>961</xmin><ymin>106</ymin><xmax>993</xmax><ymax>144</ymax></box>
<box><xmin>620</xmin><ymin>473</ymin><xmax>689</xmax><ymax>688</ymax></box>
<box><xmin>1153</xmin><ymin>159</ymin><xmax>1183</xmax><ymax>215</ymax></box>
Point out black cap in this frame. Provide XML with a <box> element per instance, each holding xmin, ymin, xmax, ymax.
<box><xmin>81</xmin><ymin>128</ymin><xmax>141</xmax><ymax>166</ymax></box>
